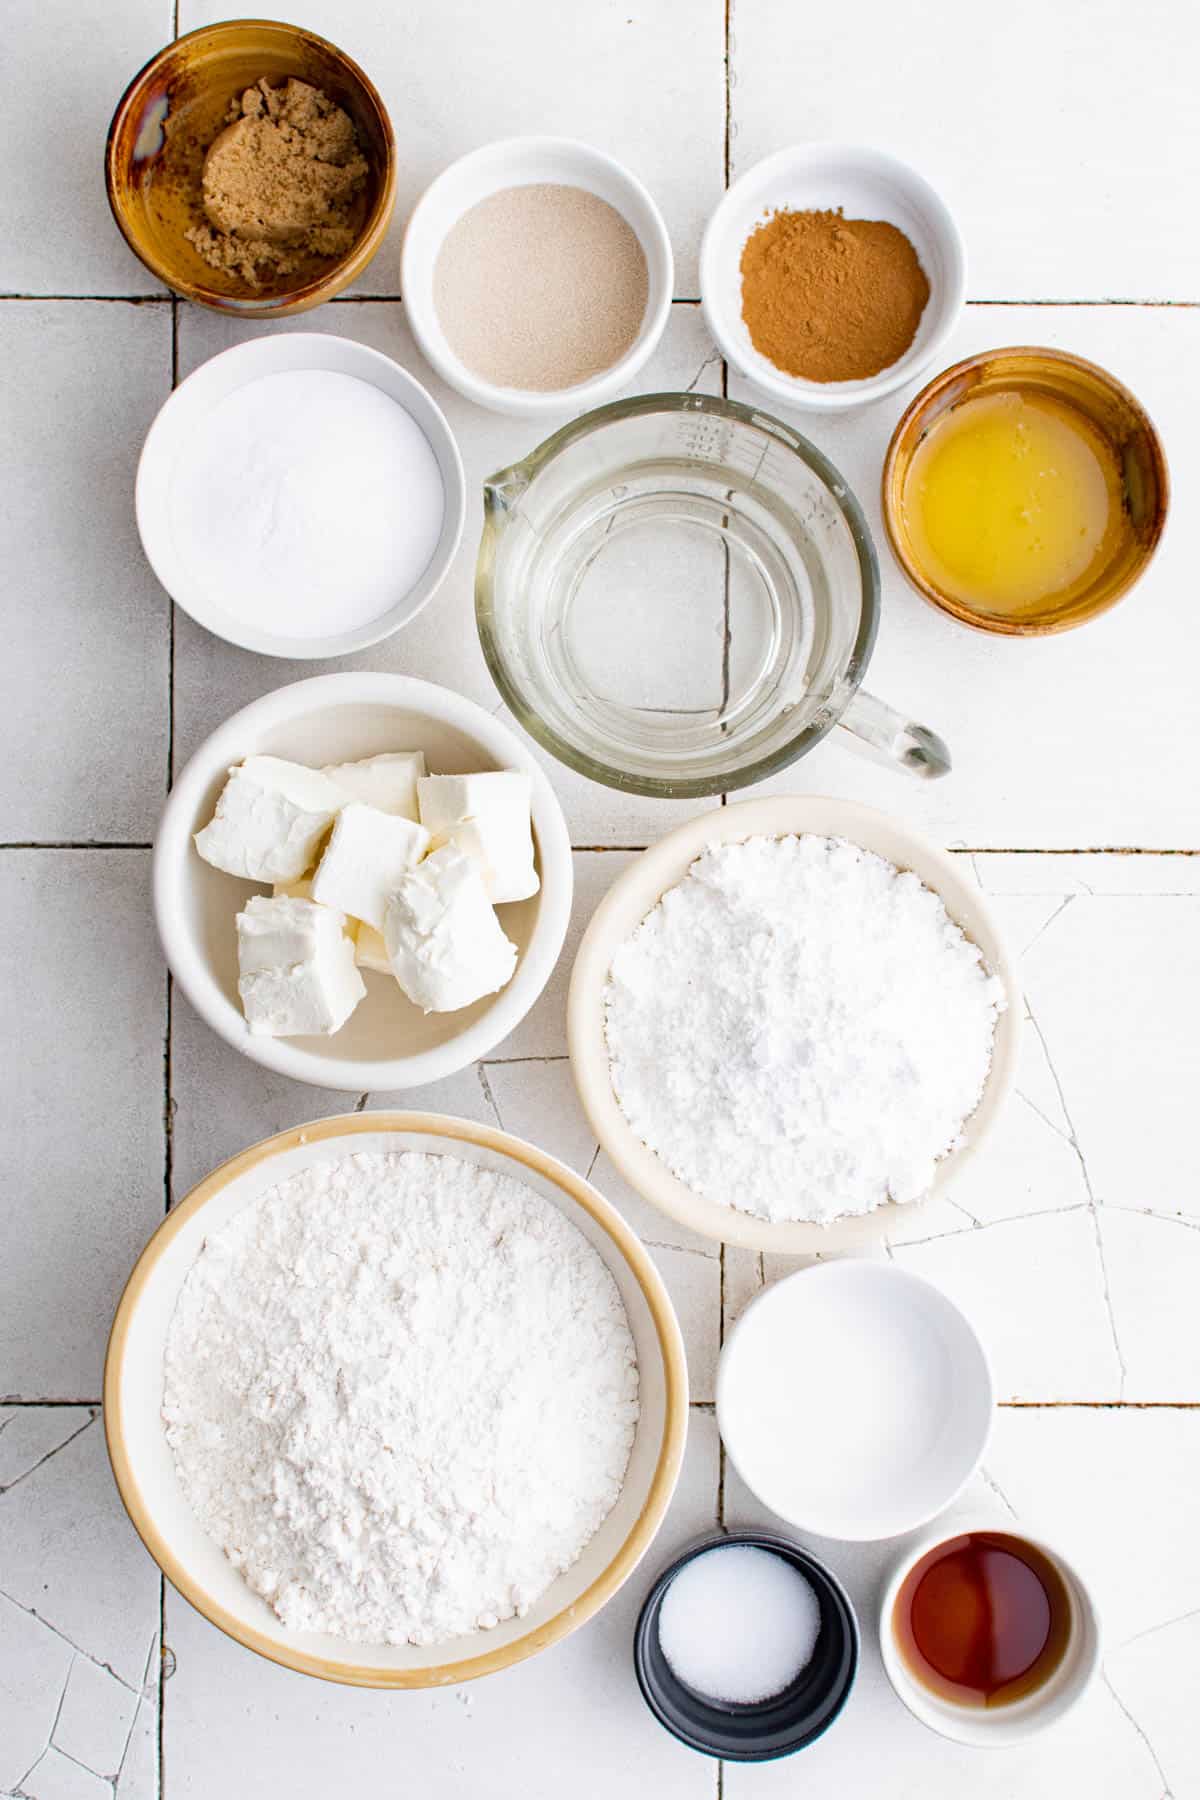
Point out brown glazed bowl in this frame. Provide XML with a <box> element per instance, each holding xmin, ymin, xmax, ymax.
<box><xmin>105</xmin><ymin>19</ymin><xmax>397</xmax><ymax>315</ymax></box>
<box><xmin>882</xmin><ymin>347</ymin><xmax>1169</xmax><ymax>635</ymax></box>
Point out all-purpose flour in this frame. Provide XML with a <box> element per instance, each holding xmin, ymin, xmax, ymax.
<box><xmin>605</xmin><ymin>835</ymin><xmax>1005</xmax><ymax>1225</ymax></box>
<box><xmin>163</xmin><ymin>1150</ymin><xmax>639</xmax><ymax>1646</ymax></box>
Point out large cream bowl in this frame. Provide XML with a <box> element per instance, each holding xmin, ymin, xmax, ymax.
<box><xmin>104</xmin><ymin>1112</ymin><xmax>688</xmax><ymax>1688</ymax></box>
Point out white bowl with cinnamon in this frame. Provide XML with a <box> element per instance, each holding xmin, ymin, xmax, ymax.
<box><xmin>401</xmin><ymin>136</ymin><xmax>674</xmax><ymax>418</ymax></box>
<box><xmin>701</xmin><ymin>143</ymin><xmax>966</xmax><ymax>412</ymax></box>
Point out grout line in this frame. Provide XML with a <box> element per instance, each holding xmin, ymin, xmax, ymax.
<box><xmin>723</xmin><ymin>0</ymin><xmax>733</xmax><ymax>189</ymax></box>
<box><xmin>1</xmin><ymin>1398</ymin><xmax>103</xmax><ymax>1407</ymax></box>
<box><xmin>2</xmin><ymin>292</ymin><xmax>1199</xmax><ymax>309</ymax></box>
<box><xmin>0</xmin><ymin>292</ymin><xmax>171</xmax><ymax>303</ymax></box>
<box><xmin>1</xmin><ymin>1393</ymin><xmax>1193</xmax><ymax>1409</ymax></box>
<box><xmin>0</xmin><ymin>841</ymin><xmax>152</xmax><ymax>850</ymax></box>
<box><xmin>158</xmin><ymin>1574</ymin><xmax>166</xmax><ymax>1800</ymax></box>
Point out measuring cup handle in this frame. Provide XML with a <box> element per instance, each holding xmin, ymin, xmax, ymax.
<box><xmin>836</xmin><ymin>689</ymin><xmax>952</xmax><ymax>779</ymax></box>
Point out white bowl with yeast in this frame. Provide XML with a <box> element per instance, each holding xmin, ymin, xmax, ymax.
<box><xmin>401</xmin><ymin>136</ymin><xmax>673</xmax><ymax>418</ymax></box>
<box><xmin>568</xmin><ymin>795</ymin><xmax>1020</xmax><ymax>1254</ymax></box>
<box><xmin>155</xmin><ymin>672</ymin><xmax>572</xmax><ymax>1090</ymax></box>
<box><xmin>701</xmin><ymin>143</ymin><xmax>966</xmax><ymax>412</ymax></box>
<box><xmin>136</xmin><ymin>333</ymin><xmax>466</xmax><ymax>657</ymax></box>
<box><xmin>105</xmin><ymin>1112</ymin><xmax>688</xmax><ymax>1688</ymax></box>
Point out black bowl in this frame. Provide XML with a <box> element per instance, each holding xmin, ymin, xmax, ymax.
<box><xmin>633</xmin><ymin>1530</ymin><xmax>859</xmax><ymax>1761</ymax></box>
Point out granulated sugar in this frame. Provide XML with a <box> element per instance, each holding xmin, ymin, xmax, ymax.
<box><xmin>605</xmin><ymin>835</ymin><xmax>1005</xmax><ymax>1225</ymax></box>
<box><xmin>433</xmin><ymin>183</ymin><xmax>648</xmax><ymax>390</ymax></box>
<box><xmin>162</xmin><ymin>1150</ymin><xmax>639</xmax><ymax>1646</ymax></box>
<box><xmin>657</xmin><ymin>1546</ymin><xmax>822</xmax><ymax>1704</ymax></box>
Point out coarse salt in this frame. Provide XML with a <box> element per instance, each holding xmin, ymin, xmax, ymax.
<box><xmin>657</xmin><ymin>1545</ymin><xmax>822</xmax><ymax>1705</ymax></box>
<box><xmin>604</xmin><ymin>834</ymin><xmax>1005</xmax><ymax>1225</ymax></box>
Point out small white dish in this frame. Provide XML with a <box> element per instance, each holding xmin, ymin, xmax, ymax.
<box><xmin>136</xmin><ymin>333</ymin><xmax>466</xmax><ymax>657</ymax></box>
<box><xmin>717</xmin><ymin>1262</ymin><xmax>994</xmax><ymax>1541</ymax></box>
<box><xmin>567</xmin><ymin>795</ymin><xmax>1021</xmax><ymax>1254</ymax></box>
<box><xmin>701</xmin><ymin>143</ymin><xmax>966</xmax><ymax>412</ymax></box>
<box><xmin>154</xmin><ymin>672</ymin><xmax>572</xmax><ymax>1091</ymax></box>
<box><xmin>105</xmin><ymin>1111</ymin><xmax>688</xmax><ymax>1687</ymax></box>
<box><xmin>879</xmin><ymin>1517</ymin><xmax>1102</xmax><ymax>1743</ymax></box>
<box><xmin>401</xmin><ymin>136</ymin><xmax>673</xmax><ymax>418</ymax></box>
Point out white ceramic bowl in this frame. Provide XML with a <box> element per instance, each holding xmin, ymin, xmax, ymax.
<box><xmin>567</xmin><ymin>795</ymin><xmax>1020</xmax><ymax>1254</ymax></box>
<box><xmin>155</xmin><ymin>672</ymin><xmax>572</xmax><ymax>1090</ymax></box>
<box><xmin>879</xmin><ymin>1516</ymin><xmax>1102</xmax><ymax>1742</ymax></box>
<box><xmin>701</xmin><ymin>144</ymin><xmax>966</xmax><ymax>412</ymax></box>
<box><xmin>104</xmin><ymin>1112</ymin><xmax>689</xmax><ymax>1687</ymax></box>
<box><xmin>717</xmin><ymin>1262</ymin><xmax>994</xmax><ymax>1541</ymax></box>
<box><xmin>401</xmin><ymin>136</ymin><xmax>674</xmax><ymax>418</ymax></box>
<box><xmin>136</xmin><ymin>333</ymin><xmax>466</xmax><ymax>657</ymax></box>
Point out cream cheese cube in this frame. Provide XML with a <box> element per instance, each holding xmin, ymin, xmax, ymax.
<box><xmin>310</xmin><ymin>803</ymin><xmax>430</xmax><ymax>930</ymax></box>
<box><xmin>236</xmin><ymin>895</ymin><xmax>365</xmax><ymax>1037</ymax></box>
<box><xmin>322</xmin><ymin>751</ymin><xmax>426</xmax><ymax>821</ymax></box>
<box><xmin>353</xmin><ymin>921</ymin><xmax>393</xmax><ymax>975</ymax></box>
<box><xmin>194</xmin><ymin>757</ymin><xmax>345</xmax><ymax>884</ymax></box>
<box><xmin>416</xmin><ymin>771</ymin><xmax>539</xmax><ymax>904</ymax></box>
<box><xmin>384</xmin><ymin>845</ymin><xmax>518</xmax><ymax>1013</ymax></box>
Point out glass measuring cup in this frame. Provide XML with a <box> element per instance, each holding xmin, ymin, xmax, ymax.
<box><xmin>476</xmin><ymin>393</ymin><xmax>950</xmax><ymax>797</ymax></box>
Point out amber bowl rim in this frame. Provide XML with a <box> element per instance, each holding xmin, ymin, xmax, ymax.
<box><xmin>104</xmin><ymin>18</ymin><xmax>398</xmax><ymax>314</ymax></box>
<box><xmin>880</xmin><ymin>345</ymin><xmax>1170</xmax><ymax>637</ymax></box>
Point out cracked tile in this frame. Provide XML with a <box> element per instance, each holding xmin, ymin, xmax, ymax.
<box><xmin>52</xmin><ymin>1655</ymin><xmax>138</xmax><ymax>1784</ymax></box>
<box><xmin>481</xmin><ymin>1059</ymin><xmax>595</xmax><ymax>1176</ymax></box>
<box><xmin>0</xmin><ymin>1593</ymin><xmax>74</xmax><ymax>1793</ymax></box>
<box><xmin>0</xmin><ymin>1413</ymin><xmax>159</xmax><ymax>1692</ymax></box>
<box><xmin>1097</xmin><ymin>1208</ymin><xmax>1200</xmax><ymax>1402</ymax></box>
<box><xmin>894</xmin><ymin>1209</ymin><xmax>1123</xmax><ymax>1400</ymax></box>
<box><xmin>162</xmin><ymin>1418</ymin><xmax>719</xmax><ymax>1800</ymax></box>
<box><xmin>0</xmin><ymin>1411</ymin><xmax>95</xmax><ymax>1493</ymax></box>
<box><xmin>113</xmin><ymin>1697</ymin><xmax>157</xmax><ymax>1800</ymax></box>
<box><xmin>14</xmin><ymin>1745</ymin><xmax>113</xmax><ymax>1800</ymax></box>
<box><xmin>1107</xmin><ymin>1612</ymin><xmax>1200</xmax><ymax>1799</ymax></box>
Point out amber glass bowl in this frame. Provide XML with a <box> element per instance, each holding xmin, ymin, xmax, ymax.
<box><xmin>882</xmin><ymin>347</ymin><xmax>1168</xmax><ymax>635</ymax></box>
<box><xmin>105</xmin><ymin>20</ymin><xmax>397</xmax><ymax>316</ymax></box>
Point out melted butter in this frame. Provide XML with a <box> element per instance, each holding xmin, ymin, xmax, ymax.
<box><xmin>901</xmin><ymin>388</ymin><xmax>1128</xmax><ymax>621</ymax></box>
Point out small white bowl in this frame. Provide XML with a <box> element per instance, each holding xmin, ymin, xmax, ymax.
<box><xmin>701</xmin><ymin>143</ymin><xmax>966</xmax><ymax>412</ymax></box>
<box><xmin>401</xmin><ymin>136</ymin><xmax>674</xmax><ymax>418</ymax></box>
<box><xmin>104</xmin><ymin>1111</ymin><xmax>689</xmax><ymax>1687</ymax></box>
<box><xmin>567</xmin><ymin>795</ymin><xmax>1021</xmax><ymax>1254</ymax></box>
<box><xmin>154</xmin><ymin>672</ymin><xmax>572</xmax><ymax>1090</ymax></box>
<box><xmin>879</xmin><ymin>1517</ymin><xmax>1102</xmax><ymax>1743</ymax></box>
<box><xmin>717</xmin><ymin>1262</ymin><xmax>994</xmax><ymax>1541</ymax></box>
<box><xmin>136</xmin><ymin>333</ymin><xmax>466</xmax><ymax>657</ymax></box>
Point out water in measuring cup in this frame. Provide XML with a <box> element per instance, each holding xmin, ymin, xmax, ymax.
<box><xmin>518</xmin><ymin>450</ymin><xmax>836</xmax><ymax>766</ymax></box>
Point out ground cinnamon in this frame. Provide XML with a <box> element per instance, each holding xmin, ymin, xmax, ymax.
<box><xmin>740</xmin><ymin>208</ymin><xmax>930</xmax><ymax>383</ymax></box>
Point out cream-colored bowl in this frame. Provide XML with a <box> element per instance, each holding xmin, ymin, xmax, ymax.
<box><xmin>568</xmin><ymin>796</ymin><xmax>1020</xmax><ymax>1254</ymax></box>
<box><xmin>154</xmin><ymin>673</ymin><xmax>572</xmax><ymax>1090</ymax></box>
<box><xmin>104</xmin><ymin>1112</ymin><xmax>689</xmax><ymax>1688</ymax></box>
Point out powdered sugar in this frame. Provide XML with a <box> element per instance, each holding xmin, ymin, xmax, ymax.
<box><xmin>605</xmin><ymin>835</ymin><xmax>1005</xmax><ymax>1225</ymax></box>
<box><xmin>162</xmin><ymin>1150</ymin><xmax>638</xmax><ymax>1646</ymax></box>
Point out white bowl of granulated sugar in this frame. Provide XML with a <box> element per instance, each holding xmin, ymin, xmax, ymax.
<box><xmin>401</xmin><ymin>136</ymin><xmax>673</xmax><ymax>417</ymax></box>
<box><xmin>105</xmin><ymin>1112</ymin><xmax>688</xmax><ymax>1687</ymax></box>
<box><xmin>568</xmin><ymin>795</ymin><xmax>1022</xmax><ymax>1255</ymax></box>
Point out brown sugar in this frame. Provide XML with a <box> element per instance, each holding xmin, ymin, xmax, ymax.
<box><xmin>739</xmin><ymin>208</ymin><xmax>930</xmax><ymax>383</ymax></box>
<box><xmin>185</xmin><ymin>79</ymin><xmax>368</xmax><ymax>288</ymax></box>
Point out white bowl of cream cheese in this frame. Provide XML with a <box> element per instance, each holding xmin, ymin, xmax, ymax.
<box><xmin>154</xmin><ymin>672</ymin><xmax>572</xmax><ymax>1090</ymax></box>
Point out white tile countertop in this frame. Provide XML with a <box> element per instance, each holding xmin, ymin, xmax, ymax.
<box><xmin>2</xmin><ymin>1</ymin><xmax>1197</xmax><ymax>1795</ymax></box>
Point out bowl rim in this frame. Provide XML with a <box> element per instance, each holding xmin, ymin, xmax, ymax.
<box><xmin>153</xmin><ymin>672</ymin><xmax>573</xmax><ymax>1089</ymax></box>
<box><xmin>135</xmin><ymin>332</ymin><xmax>467</xmax><ymax>658</ymax></box>
<box><xmin>103</xmin><ymin>1109</ymin><xmax>691</xmax><ymax>1687</ymax></box>
<box><xmin>715</xmin><ymin>1262</ymin><xmax>995</xmax><ymax>1541</ymax></box>
<box><xmin>400</xmin><ymin>134</ymin><xmax>675</xmax><ymax>419</ymax></box>
<box><xmin>632</xmin><ymin>1527</ymin><xmax>860</xmax><ymax>1760</ymax></box>
<box><xmin>880</xmin><ymin>343</ymin><xmax>1171</xmax><ymax>636</ymax></box>
<box><xmin>699</xmin><ymin>140</ymin><xmax>967</xmax><ymax>413</ymax></box>
<box><xmin>104</xmin><ymin>17</ymin><xmax>399</xmax><ymax>314</ymax></box>
<box><xmin>876</xmin><ymin>1513</ymin><xmax>1103</xmax><ymax>1741</ymax></box>
<box><xmin>566</xmin><ymin>794</ymin><xmax>1022</xmax><ymax>1252</ymax></box>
